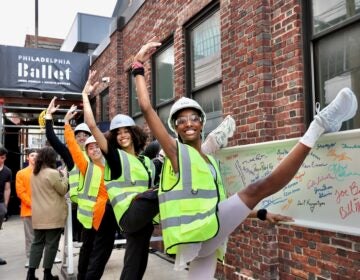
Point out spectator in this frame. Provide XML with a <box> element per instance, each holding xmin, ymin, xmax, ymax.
<box><xmin>15</xmin><ymin>148</ymin><xmax>38</xmax><ymax>268</ymax></box>
<box><xmin>26</xmin><ymin>147</ymin><xmax>68</xmax><ymax>280</ymax></box>
<box><xmin>0</xmin><ymin>147</ymin><xmax>12</xmax><ymax>265</ymax></box>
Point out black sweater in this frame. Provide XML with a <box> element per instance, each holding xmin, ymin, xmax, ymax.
<box><xmin>45</xmin><ymin>119</ymin><xmax>74</xmax><ymax>170</ymax></box>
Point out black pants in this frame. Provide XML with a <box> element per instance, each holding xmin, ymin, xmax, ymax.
<box><xmin>119</xmin><ymin>198</ymin><xmax>159</xmax><ymax>280</ymax></box>
<box><xmin>71</xmin><ymin>203</ymin><xmax>83</xmax><ymax>242</ymax></box>
<box><xmin>77</xmin><ymin>204</ymin><xmax>118</xmax><ymax>280</ymax></box>
<box><xmin>29</xmin><ymin>228</ymin><xmax>62</xmax><ymax>269</ymax></box>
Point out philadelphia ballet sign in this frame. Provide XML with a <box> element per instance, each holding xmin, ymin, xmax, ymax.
<box><xmin>0</xmin><ymin>45</ymin><xmax>89</xmax><ymax>93</ymax></box>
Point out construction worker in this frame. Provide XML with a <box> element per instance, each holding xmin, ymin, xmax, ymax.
<box><xmin>63</xmin><ymin>106</ymin><xmax>118</xmax><ymax>280</ymax></box>
<box><xmin>132</xmin><ymin>40</ymin><xmax>358</xmax><ymax>279</ymax></box>
<box><xmin>81</xmin><ymin>71</ymin><xmax>159</xmax><ymax>280</ymax></box>
<box><xmin>45</xmin><ymin>97</ymin><xmax>92</xmax><ymax>246</ymax></box>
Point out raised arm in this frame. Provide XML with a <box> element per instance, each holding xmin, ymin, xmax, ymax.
<box><xmin>133</xmin><ymin>41</ymin><xmax>178</xmax><ymax>171</ymax></box>
<box><xmin>82</xmin><ymin>70</ymin><xmax>109</xmax><ymax>154</ymax></box>
<box><xmin>63</xmin><ymin>105</ymin><xmax>88</xmax><ymax>175</ymax></box>
<box><xmin>45</xmin><ymin>97</ymin><xmax>74</xmax><ymax>170</ymax></box>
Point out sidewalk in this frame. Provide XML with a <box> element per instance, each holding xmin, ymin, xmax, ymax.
<box><xmin>0</xmin><ymin>215</ymin><xmax>189</xmax><ymax>279</ymax></box>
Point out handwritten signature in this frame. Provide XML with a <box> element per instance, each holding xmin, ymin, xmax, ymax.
<box><xmin>328</xmin><ymin>163</ymin><xmax>360</xmax><ymax>181</ymax></box>
<box><xmin>297</xmin><ymin>199</ymin><xmax>326</xmax><ymax>213</ymax></box>
<box><xmin>307</xmin><ymin>173</ymin><xmax>335</xmax><ymax>189</ymax></box>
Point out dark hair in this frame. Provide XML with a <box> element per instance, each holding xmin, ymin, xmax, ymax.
<box><xmin>0</xmin><ymin>147</ymin><xmax>8</xmax><ymax>156</ymax></box>
<box><xmin>108</xmin><ymin>126</ymin><xmax>148</xmax><ymax>155</ymax></box>
<box><xmin>26</xmin><ymin>148</ymin><xmax>38</xmax><ymax>156</ymax></box>
<box><xmin>142</xmin><ymin>140</ymin><xmax>161</xmax><ymax>159</ymax></box>
<box><xmin>33</xmin><ymin>147</ymin><xmax>58</xmax><ymax>175</ymax></box>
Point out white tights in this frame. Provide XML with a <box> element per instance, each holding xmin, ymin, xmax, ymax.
<box><xmin>187</xmin><ymin>194</ymin><xmax>251</xmax><ymax>279</ymax></box>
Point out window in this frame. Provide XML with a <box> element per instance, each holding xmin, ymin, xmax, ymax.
<box><xmin>90</xmin><ymin>96</ymin><xmax>96</xmax><ymax>120</ymax></box>
<box><xmin>313</xmin><ymin>0</ymin><xmax>360</xmax><ymax>34</ymax></box>
<box><xmin>100</xmin><ymin>88</ymin><xmax>109</xmax><ymax>122</ymax></box>
<box><xmin>310</xmin><ymin>0</ymin><xmax>360</xmax><ymax>130</ymax></box>
<box><xmin>187</xmin><ymin>6</ymin><xmax>222</xmax><ymax>135</ymax></box>
<box><xmin>154</xmin><ymin>44</ymin><xmax>174</xmax><ymax>105</ymax></box>
<box><xmin>153</xmin><ymin>41</ymin><xmax>174</xmax><ymax>130</ymax></box>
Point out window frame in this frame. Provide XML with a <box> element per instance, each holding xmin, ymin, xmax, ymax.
<box><xmin>151</xmin><ymin>36</ymin><xmax>175</xmax><ymax>130</ymax></box>
<box><xmin>304</xmin><ymin>0</ymin><xmax>360</xmax><ymax>129</ymax></box>
<box><xmin>100</xmin><ymin>87</ymin><xmax>109</xmax><ymax>122</ymax></box>
<box><xmin>185</xmin><ymin>2</ymin><xmax>221</xmax><ymax>95</ymax></box>
<box><xmin>184</xmin><ymin>1</ymin><xmax>222</xmax><ymax>136</ymax></box>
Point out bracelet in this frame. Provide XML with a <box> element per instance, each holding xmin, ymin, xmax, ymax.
<box><xmin>132</xmin><ymin>67</ymin><xmax>145</xmax><ymax>77</ymax></box>
<box><xmin>257</xmin><ymin>209</ymin><xmax>267</xmax><ymax>221</ymax></box>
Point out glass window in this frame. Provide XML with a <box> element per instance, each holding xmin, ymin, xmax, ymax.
<box><xmin>187</xmin><ymin>7</ymin><xmax>222</xmax><ymax>136</ymax></box>
<box><xmin>314</xmin><ymin>22</ymin><xmax>360</xmax><ymax>129</ymax></box>
<box><xmin>312</xmin><ymin>0</ymin><xmax>360</xmax><ymax>34</ymax></box>
<box><xmin>90</xmin><ymin>96</ymin><xmax>96</xmax><ymax>120</ymax></box>
<box><xmin>154</xmin><ymin>44</ymin><xmax>174</xmax><ymax>105</ymax></box>
<box><xmin>158</xmin><ymin>105</ymin><xmax>172</xmax><ymax>132</ymax></box>
<box><xmin>190</xmin><ymin>10</ymin><xmax>221</xmax><ymax>89</ymax></box>
<box><xmin>100</xmin><ymin>89</ymin><xmax>109</xmax><ymax>122</ymax></box>
<box><xmin>193</xmin><ymin>83</ymin><xmax>222</xmax><ymax>134</ymax></box>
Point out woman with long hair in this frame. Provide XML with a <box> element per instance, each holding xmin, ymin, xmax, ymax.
<box><xmin>81</xmin><ymin>71</ymin><xmax>159</xmax><ymax>280</ymax></box>
<box><xmin>26</xmin><ymin>147</ymin><xmax>68</xmax><ymax>280</ymax></box>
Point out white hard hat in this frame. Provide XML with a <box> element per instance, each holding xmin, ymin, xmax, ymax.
<box><xmin>74</xmin><ymin>123</ymin><xmax>91</xmax><ymax>135</ymax></box>
<box><xmin>168</xmin><ymin>97</ymin><xmax>206</xmax><ymax>132</ymax></box>
<box><xmin>110</xmin><ymin>114</ymin><xmax>136</xmax><ymax>131</ymax></box>
<box><xmin>84</xmin><ymin>136</ymin><xmax>97</xmax><ymax>147</ymax></box>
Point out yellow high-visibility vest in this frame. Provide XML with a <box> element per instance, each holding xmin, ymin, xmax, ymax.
<box><xmin>76</xmin><ymin>162</ymin><xmax>102</xmax><ymax>229</ymax></box>
<box><xmin>104</xmin><ymin>149</ymin><xmax>155</xmax><ymax>228</ymax></box>
<box><xmin>159</xmin><ymin>142</ymin><xmax>227</xmax><ymax>259</ymax></box>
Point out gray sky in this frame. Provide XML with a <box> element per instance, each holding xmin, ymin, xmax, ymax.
<box><xmin>0</xmin><ymin>0</ymin><xmax>118</xmax><ymax>47</ymax></box>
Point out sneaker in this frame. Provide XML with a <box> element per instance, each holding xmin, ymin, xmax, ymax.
<box><xmin>0</xmin><ymin>257</ymin><xmax>6</xmax><ymax>265</ymax></box>
<box><xmin>315</xmin><ymin>87</ymin><xmax>358</xmax><ymax>133</ymax></box>
<box><xmin>54</xmin><ymin>256</ymin><xmax>61</xmax><ymax>264</ymax></box>
<box><xmin>202</xmin><ymin>115</ymin><xmax>236</xmax><ymax>154</ymax></box>
<box><xmin>25</xmin><ymin>259</ymin><xmax>29</xmax><ymax>268</ymax></box>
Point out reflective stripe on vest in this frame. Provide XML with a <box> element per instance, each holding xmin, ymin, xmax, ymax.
<box><xmin>158</xmin><ymin>142</ymin><xmax>226</xmax><ymax>257</ymax></box>
<box><xmin>105</xmin><ymin>149</ymin><xmax>153</xmax><ymax>225</ymax></box>
<box><xmin>68</xmin><ymin>151</ymin><xmax>88</xmax><ymax>203</ymax></box>
<box><xmin>68</xmin><ymin>166</ymin><xmax>81</xmax><ymax>203</ymax></box>
<box><xmin>77</xmin><ymin>162</ymin><xmax>101</xmax><ymax>229</ymax></box>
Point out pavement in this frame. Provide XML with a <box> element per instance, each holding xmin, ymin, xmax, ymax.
<box><xmin>0</xmin><ymin>215</ymin><xmax>189</xmax><ymax>280</ymax></box>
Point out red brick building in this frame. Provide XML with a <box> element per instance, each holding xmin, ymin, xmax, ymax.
<box><xmin>24</xmin><ymin>34</ymin><xmax>63</xmax><ymax>50</ymax></box>
<box><xmin>88</xmin><ymin>0</ymin><xmax>360</xmax><ymax>279</ymax></box>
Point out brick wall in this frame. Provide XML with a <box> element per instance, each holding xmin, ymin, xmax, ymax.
<box><xmin>90</xmin><ymin>0</ymin><xmax>360</xmax><ymax>278</ymax></box>
<box><xmin>24</xmin><ymin>34</ymin><xmax>63</xmax><ymax>49</ymax></box>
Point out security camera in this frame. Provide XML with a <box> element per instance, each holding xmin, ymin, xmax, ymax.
<box><xmin>102</xmin><ymin>77</ymin><xmax>110</xmax><ymax>83</ymax></box>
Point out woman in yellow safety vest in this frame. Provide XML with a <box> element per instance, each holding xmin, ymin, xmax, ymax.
<box><xmin>81</xmin><ymin>71</ymin><xmax>159</xmax><ymax>280</ymax></box>
<box><xmin>132</xmin><ymin>39</ymin><xmax>357</xmax><ymax>279</ymax></box>
<box><xmin>63</xmin><ymin>106</ymin><xmax>118</xmax><ymax>280</ymax></box>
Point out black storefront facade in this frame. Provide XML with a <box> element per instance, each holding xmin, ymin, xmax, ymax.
<box><xmin>0</xmin><ymin>45</ymin><xmax>89</xmax><ymax>215</ymax></box>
